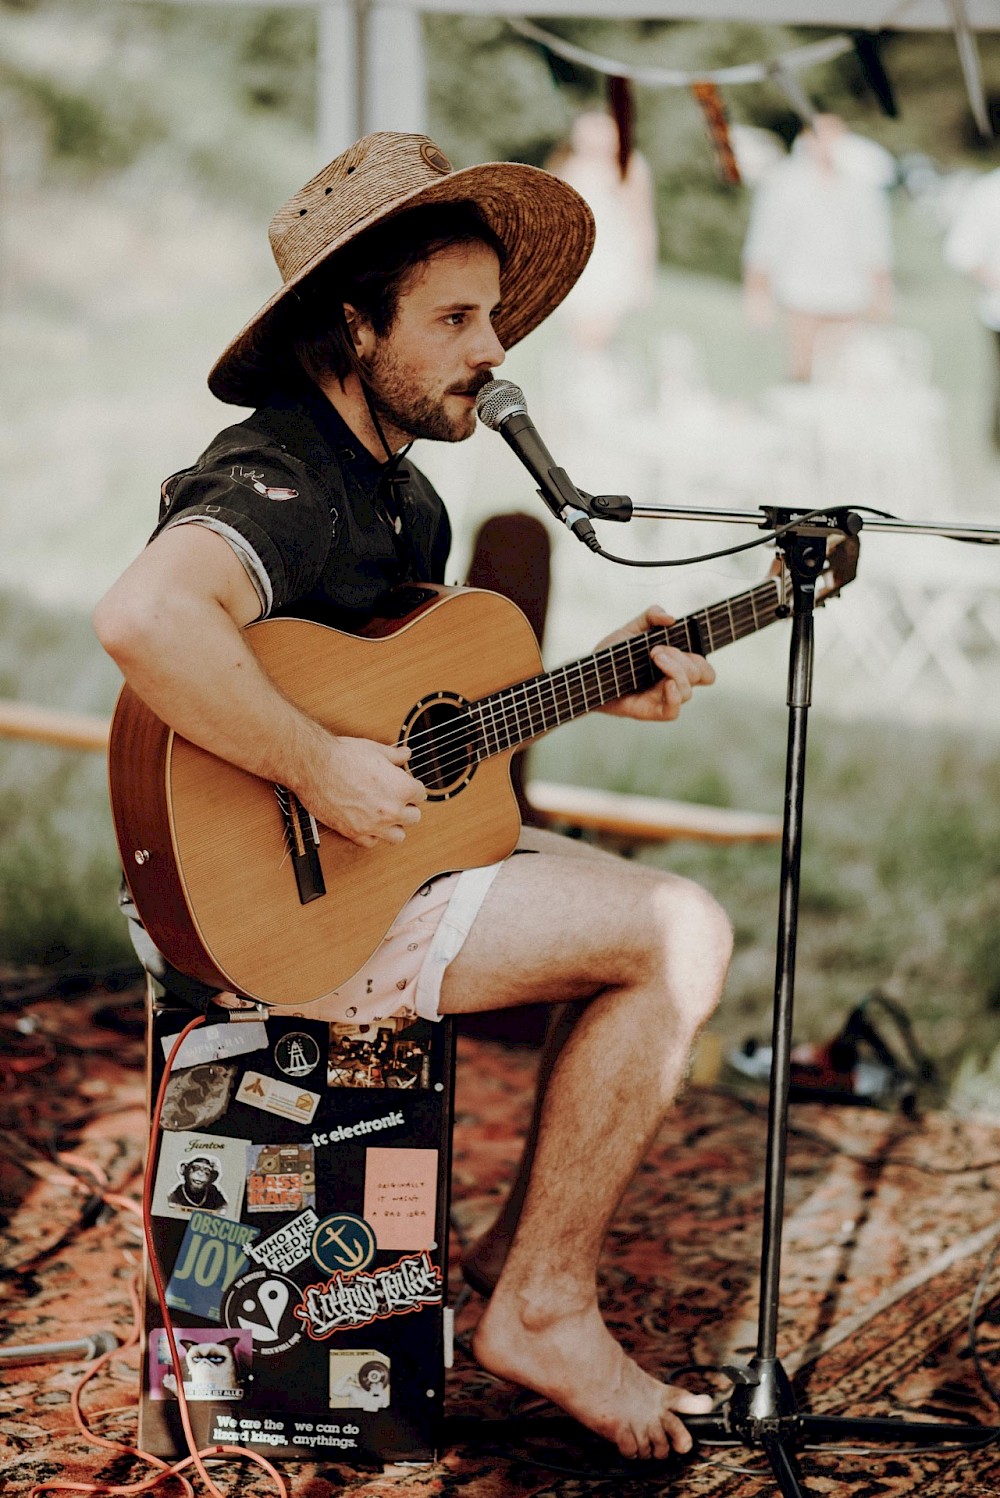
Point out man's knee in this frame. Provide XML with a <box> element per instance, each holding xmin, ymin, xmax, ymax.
<box><xmin>647</xmin><ymin>875</ymin><xmax>732</xmax><ymax>1025</ymax></box>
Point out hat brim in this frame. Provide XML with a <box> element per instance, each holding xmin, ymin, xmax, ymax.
<box><xmin>207</xmin><ymin>160</ymin><xmax>595</xmax><ymax>407</ymax></box>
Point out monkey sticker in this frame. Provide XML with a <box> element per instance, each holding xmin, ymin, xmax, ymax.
<box><xmin>151</xmin><ymin>1132</ymin><xmax>250</xmax><ymax>1222</ymax></box>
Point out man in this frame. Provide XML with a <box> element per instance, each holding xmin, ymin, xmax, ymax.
<box><xmin>94</xmin><ymin>131</ymin><xmax>731</xmax><ymax>1461</ymax></box>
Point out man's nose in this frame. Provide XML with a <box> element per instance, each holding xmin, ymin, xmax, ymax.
<box><xmin>470</xmin><ymin>319</ymin><xmax>505</xmax><ymax>369</ymax></box>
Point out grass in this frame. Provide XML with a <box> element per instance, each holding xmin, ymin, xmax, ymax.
<box><xmin>0</xmin><ymin>591</ymin><xmax>128</xmax><ymax>971</ymax></box>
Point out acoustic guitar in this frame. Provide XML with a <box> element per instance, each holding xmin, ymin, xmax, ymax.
<box><xmin>109</xmin><ymin>542</ymin><xmax>855</xmax><ymax>1007</ymax></box>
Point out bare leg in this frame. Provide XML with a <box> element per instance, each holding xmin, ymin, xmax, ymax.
<box><xmin>460</xmin><ymin>999</ymin><xmax>577</xmax><ymax>1295</ymax></box>
<box><xmin>460</xmin><ymin>829</ymin><xmax>625</xmax><ymax>1295</ymax></box>
<box><xmin>787</xmin><ymin>308</ymin><xmax>854</xmax><ymax>381</ymax></box>
<box><xmin>440</xmin><ymin>848</ymin><xmax>733</xmax><ymax>1459</ymax></box>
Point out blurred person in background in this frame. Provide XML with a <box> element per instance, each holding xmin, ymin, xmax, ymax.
<box><xmin>742</xmin><ymin>113</ymin><xmax>896</xmax><ymax>380</ymax></box>
<box><xmin>549</xmin><ymin>109</ymin><xmax>658</xmax><ymax>352</ymax></box>
<box><xmin>944</xmin><ymin>165</ymin><xmax>1000</xmax><ymax>451</ymax></box>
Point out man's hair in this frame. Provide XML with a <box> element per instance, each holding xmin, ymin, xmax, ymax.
<box><xmin>284</xmin><ymin>201</ymin><xmax>507</xmax><ymax>387</ymax></box>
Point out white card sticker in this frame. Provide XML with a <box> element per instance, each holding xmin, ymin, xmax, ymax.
<box><xmin>236</xmin><ymin>1071</ymin><xmax>319</xmax><ymax>1124</ymax></box>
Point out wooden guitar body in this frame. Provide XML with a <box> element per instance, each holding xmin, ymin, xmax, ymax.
<box><xmin>109</xmin><ymin>586</ymin><xmax>540</xmax><ymax>1007</ymax></box>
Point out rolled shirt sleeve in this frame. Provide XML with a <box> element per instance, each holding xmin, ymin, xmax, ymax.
<box><xmin>153</xmin><ymin>448</ymin><xmax>337</xmax><ymax>617</ymax></box>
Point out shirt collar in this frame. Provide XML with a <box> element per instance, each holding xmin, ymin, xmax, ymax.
<box><xmin>269</xmin><ymin>380</ymin><xmax>389</xmax><ymax>494</ymax></box>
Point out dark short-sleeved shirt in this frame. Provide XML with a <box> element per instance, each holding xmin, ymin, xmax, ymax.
<box><xmin>153</xmin><ymin>384</ymin><xmax>452</xmax><ymax>630</ymax></box>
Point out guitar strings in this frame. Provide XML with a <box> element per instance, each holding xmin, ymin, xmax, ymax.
<box><xmin>265</xmin><ymin>581</ymin><xmax>783</xmax><ymax>812</ymax></box>
<box><xmin>404</xmin><ymin>582</ymin><xmax>780</xmax><ymax>784</ymax></box>
<box><xmin>406</xmin><ymin>626</ymin><xmax>666</xmax><ymax>779</ymax></box>
<box><xmin>401</xmin><ymin>582</ymin><xmax>776</xmax><ymax>766</ymax></box>
<box><xmin>405</xmin><ymin>586</ymin><xmax>776</xmax><ymax>781</ymax></box>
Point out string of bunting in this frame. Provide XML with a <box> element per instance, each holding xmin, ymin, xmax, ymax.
<box><xmin>509</xmin><ymin>17</ymin><xmax>854</xmax><ymax>90</ymax></box>
<box><xmin>511</xmin><ymin>10</ymin><xmax>993</xmax><ymax>181</ymax></box>
<box><xmin>509</xmin><ymin>17</ymin><xmax>856</xmax><ymax>188</ymax></box>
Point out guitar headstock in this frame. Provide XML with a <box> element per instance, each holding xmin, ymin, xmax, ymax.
<box><xmin>817</xmin><ymin>534</ymin><xmax>859</xmax><ymax>607</ymax></box>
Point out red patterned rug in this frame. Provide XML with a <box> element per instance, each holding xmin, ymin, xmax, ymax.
<box><xmin>2</xmin><ymin>981</ymin><xmax>999</xmax><ymax>1498</ymax></box>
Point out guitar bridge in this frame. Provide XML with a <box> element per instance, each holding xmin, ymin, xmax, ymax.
<box><xmin>275</xmin><ymin>786</ymin><xmax>326</xmax><ymax>905</ymax></box>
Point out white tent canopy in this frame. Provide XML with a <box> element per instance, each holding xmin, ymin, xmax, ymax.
<box><xmin>411</xmin><ymin>0</ymin><xmax>1000</xmax><ymax>23</ymax></box>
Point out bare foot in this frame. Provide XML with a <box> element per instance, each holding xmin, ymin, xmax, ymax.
<box><xmin>472</xmin><ymin>1294</ymin><xmax>712</xmax><ymax>1460</ymax></box>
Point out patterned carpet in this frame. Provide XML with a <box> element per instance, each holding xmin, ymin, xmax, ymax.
<box><xmin>2</xmin><ymin>980</ymin><xmax>999</xmax><ymax>1498</ymax></box>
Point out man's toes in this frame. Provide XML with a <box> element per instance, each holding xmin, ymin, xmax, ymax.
<box><xmin>648</xmin><ymin>1423</ymin><xmax>671</xmax><ymax>1461</ymax></box>
<box><xmin>618</xmin><ymin>1427</ymin><xmax>641</xmax><ymax>1460</ymax></box>
<box><xmin>664</xmin><ymin>1411</ymin><xmax>694</xmax><ymax>1454</ymax></box>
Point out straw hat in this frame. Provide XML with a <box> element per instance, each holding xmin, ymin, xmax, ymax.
<box><xmin>208</xmin><ymin>131</ymin><xmax>596</xmax><ymax>407</ymax></box>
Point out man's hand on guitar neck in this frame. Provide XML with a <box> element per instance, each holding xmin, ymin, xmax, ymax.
<box><xmin>595</xmin><ymin>605</ymin><xmax>716</xmax><ymax>721</ymax></box>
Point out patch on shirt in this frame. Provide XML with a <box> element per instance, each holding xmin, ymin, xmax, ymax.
<box><xmin>230</xmin><ymin>465</ymin><xmax>299</xmax><ymax>502</ymax></box>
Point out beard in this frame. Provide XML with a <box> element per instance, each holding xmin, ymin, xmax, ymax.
<box><xmin>361</xmin><ymin>344</ymin><xmax>492</xmax><ymax>444</ymax></box>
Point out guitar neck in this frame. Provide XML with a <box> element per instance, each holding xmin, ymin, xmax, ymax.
<box><xmin>472</xmin><ymin>576</ymin><xmax>784</xmax><ymax>759</ymax></box>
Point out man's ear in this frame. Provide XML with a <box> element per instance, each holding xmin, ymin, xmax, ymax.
<box><xmin>343</xmin><ymin>303</ymin><xmax>374</xmax><ymax>359</ymax></box>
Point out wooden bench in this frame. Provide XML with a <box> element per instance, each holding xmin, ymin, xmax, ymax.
<box><xmin>526</xmin><ymin>778</ymin><xmax>781</xmax><ymax>853</ymax></box>
<box><xmin>0</xmin><ymin>703</ymin><xmax>781</xmax><ymax>850</ymax></box>
<box><xmin>0</xmin><ymin>699</ymin><xmax>109</xmax><ymax>753</ymax></box>
<box><xmin>0</xmin><ymin>512</ymin><xmax>782</xmax><ymax>856</ymax></box>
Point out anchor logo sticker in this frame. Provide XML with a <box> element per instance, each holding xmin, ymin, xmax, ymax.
<box><xmin>310</xmin><ymin>1213</ymin><xmax>377</xmax><ymax>1274</ymax></box>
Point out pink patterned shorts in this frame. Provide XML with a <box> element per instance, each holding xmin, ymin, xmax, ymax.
<box><xmin>287</xmin><ymin>861</ymin><xmax>506</xmax><ymax>1027</ymax></box>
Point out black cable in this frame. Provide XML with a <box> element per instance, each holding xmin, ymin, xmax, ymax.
<box><xmin>0</xmin><ymin>964</ymin><xmax>142</xmax><ymax>1009</ymax></box>
<box><xmin>0</xmin><ymin>1191</ymin><xmax>113</xmax><ymax>1279</ymax></box>
<box><xmin>590</xmin><ymin>505</ymin><xmax>840</xmax><ymax>570</ymax></box>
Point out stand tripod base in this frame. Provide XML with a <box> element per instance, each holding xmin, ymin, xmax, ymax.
<box><xmin>444</xmin><ymin>1355</ymin><xmax>996</xmax><ymax>1497</ymax></box>
<box><xmin>688</xmin><ymin>1354</ymin><xmax>996</xmax><ymax>1496</ymax></box>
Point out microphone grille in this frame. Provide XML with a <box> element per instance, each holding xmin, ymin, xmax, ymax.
<box><xmin>475</xmin><ymin>379</ymin><xmax>527</xmax><ymax>431</ymax></box>
<box><xmin>87</xmin><ymin>1331</ymin><xmax>120</xmax><ymax>1359</ymax></box>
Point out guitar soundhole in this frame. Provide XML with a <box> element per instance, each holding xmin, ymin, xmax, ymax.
<box><xmin>401</xmin><ymin>692</ymin><xmax>477</xmax><ymax>801</ymax></box>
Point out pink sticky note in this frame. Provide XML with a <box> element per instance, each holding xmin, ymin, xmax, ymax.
<box><xmin>363</xmin><ymin>1147</ymin><xmax>438</xmax><ymax>1250</ymax></box>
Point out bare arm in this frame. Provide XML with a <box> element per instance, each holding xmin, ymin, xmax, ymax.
<box><xmin>93</xmin><ymin>525</ymin><xmax>426</xmax><ymax>848</ymax></box>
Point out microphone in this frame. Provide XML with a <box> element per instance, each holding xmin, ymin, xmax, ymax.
<box><xmin>0</xmin><ymin>1330</ymin><xmax>119</xmax><ymax>1366</ymax></box>
<box><xmin>474</xmin><ymin>380</ymin><xmax>601</xmax><ymax>551</ymax></box>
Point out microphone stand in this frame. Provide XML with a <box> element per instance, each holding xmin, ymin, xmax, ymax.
<box><xmin>447</xmin><ymin>500</ymin><xmax>1000</xmax><ymax>1494</ymax></box>
<box><xmin>624</xmin><ymin>503</ymin><xmax>999</xmax><ymax>1490</ymax></box>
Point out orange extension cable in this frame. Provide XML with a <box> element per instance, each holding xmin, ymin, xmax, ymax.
<box><xmin>30</xmin><ymin>1014</ymin><xmax>288</xmax><ymax>1498</ymax></box>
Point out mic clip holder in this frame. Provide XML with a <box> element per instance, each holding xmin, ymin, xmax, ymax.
<box><xmin>538</xmin><ymin>469</ymin><xmax>634</xmax><ymax>551</ymax></box>
<box><xmin>537</xmin><ymin>466</ymin><xmax>604</xmax><ymax>551</ymax></box>
<box><xmin>579</xmin><ymin>491</ymin><xmax>633</xmax><ymax>523</ymax></box>
<box><xmin>760</xmin><ymin>505</ymin><xmax>864</xmax><ymax>541</ymax></box>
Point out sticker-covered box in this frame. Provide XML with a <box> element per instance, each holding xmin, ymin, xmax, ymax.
<box><xmin>140</xmin><ymin>1003</ymin><xmax>455</xmax><ymax>1466</ymax></box>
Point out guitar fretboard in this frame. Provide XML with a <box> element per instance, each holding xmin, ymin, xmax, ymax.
<box><xmin>472</xmin><ymin>577</ymin><xmax>783</xmax><ymax>760</ymax></box>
